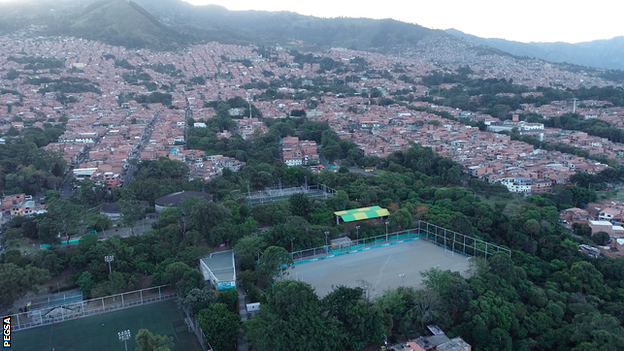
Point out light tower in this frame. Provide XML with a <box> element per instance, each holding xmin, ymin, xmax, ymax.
<box><xmin>105</xmin><ymin>255</ymin><xmax>114</xmax><ymax>275</ymax></box>
<box><xmin>118</xmin><ymin>329</ymin><xmax>131</xmax><ymax>351</ymax></box>
<box><xmin>385</xmin><ymin>221</ymin><xmax>389</xmax><ymax>243</ymax></box>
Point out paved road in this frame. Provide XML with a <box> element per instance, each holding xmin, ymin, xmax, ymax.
<box><xmin>235</xmin><ymin>259</ymin><xmax>249</xmax><ymax>351</ymax></box>
<box><xmin>59</xmin><ymin>171</ymin><xmax>74</xmax><ymax>200</ymax></box>
<box><xmin>97</xmin><ymin>217</ymin><xmax>159</xmax><ymax>240</ymax></box>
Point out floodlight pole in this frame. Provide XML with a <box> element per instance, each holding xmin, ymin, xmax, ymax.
<box><xmin>355</xmin><ymin>225</ymin><xmax>360</xmax><ymax>245</ymax></box>
<box><xmin>105</xmin><ymin>255</ymin><xmax>114</xmax><ymax>275</ymax></box>
<box><xmin>324</xmin><ymin>231</ymin><xmax>329</xmax><ymax>248</ymax></box>
<box><xmin>385</xmin><ymin>221</ymin><xmax>389</xmax><ymax>243</ymax></box>
<box><xmin>118</xmin><ymin>329</ymin><xmax>131</xmax><ymax>351</ymax></box>
<box><xmin>105</xmin><ymin>255</ymin><xmax>114</xmax><ymax>296</ymax></box>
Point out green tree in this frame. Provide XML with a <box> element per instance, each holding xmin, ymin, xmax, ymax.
<box><xmin>448</xmin><ymin>212</ymin><xmax>473</xmax><ymax>235</ymax></box>
<box><xmin>76</xmin><ymin>271</ymin><xmax>95</xmax><ymax>297</ymax></box>
<box><xmin>180</xmin><ymin>286</ymin><xmax>217</xmax><ymax>316</ymax></box>
<box><xmin>258</xmin><ymin>246</ymin><xmax>294</xmax><ymax>283</ymax></box>
<box><xmin>135</xmin><ymin>329</ymin><xmax>174</xmax><ymax>351</ymax></box>
<box><xmin>217</xmin><ymin>288</ymin><xmax>239</xmax><ymax>313</ymax></box>
<box><xmin>591</xmin><ymin>231</ymin><xmax>611</xmax><ymax>246</ymax></box>
<box><xmin>289</xmin><ymin>193</ymin><xmax>310</xmax><ymax>217</ymax></box>
<box><xmin>244</xmin><ymin>280</ymin><xmax>340</xmax><ymax>351</ymax></box>
<box><xmin>197</xmin><ymin>303</ymin><xmax>241</xmax><ymax>351</ymax></box>
<box><xmin>421</xmin><ymin>268</ymin><xmax>472</xmax><ymax>323</ymax></box>
<box><xmin>322</xmin><ymin>286</ymin><xmax>385</xmax><ymax>350</ymax></box>
<box><xmin>523</xmin><ymin>218</ymin><xmax>541</xmax><ymax>239</ymax></box>
<box><xmin>389</xmin><ymin>208</ymin><xmax>413</xmax><ymax>230</ymax></box>
<box><xmin>46</xmin><ymin>198</ymin><xmax>81</xmax><ymax>244</ymax></box>
<box><xmin>78</xmin><ymin>233</ymin><xmax>98</xmax><ymax>252</ymax></box>
<box><xmin>234</xmin><ymin>236</ymin><xmax>266</xmax><ymax>270</ymax></box>
<box><xmin>86</xmin><ymin>213</ymin><xmax>113</xmax><ymax>232</ymax></box>
<box><xmin>0</xmin><ymin>263</ymin><xmax>50</xmax><ymax>307</ymax></box>
<box><xmin>120</xmin><ymin>199</ymin><xmax>143</xmax><ymax>235</ymax></box>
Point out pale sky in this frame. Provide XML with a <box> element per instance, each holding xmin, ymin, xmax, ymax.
<box><xmin>182</xmin><ymin>0</ymin><xmax>624</xmax><ymax>44</ymax></box>
<box><xmin>0</xmin><ymin>0</ymin><xmax>622</xmax><ymax>43</ymax></box>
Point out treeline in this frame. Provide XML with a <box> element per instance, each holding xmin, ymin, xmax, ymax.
<box><xmin>421</xmin><ymin>71</ymin><xmax>624</xmax><ymax>117</ymax></box>
<box><xmin>204</xmin><ymin>96</ymin><xmax>262</xmax><ymax>119</ymax></box>
<box><xmin>133</xmin><ymin>92</ymin><xmax>173</xmax><ymax>107</ymax></box>
<box><xmin>22</xmin><ymin>76</ymin><xmax>102</xmax><ymax>95</ymax></box>
<box><xmin>7</xmin><ymin>56</ymin><xmax>65</xmax><ymax>70</ymax></box>
<box><xmin>4</xmin><ymin>119</ymin><xmax>624</xmax><ymax>350</ymax></box>
<box><xmin>122</xmin><ymin>71</ymin><xmax>158</xmax><ymax>91</ymax></box>
<box><xmin>125</xmin><ymin>157</ymin><xmax>204</xmax><ymax>205</ymax></box>
<box><xmin>187</xmin><ymin>117</ymin><xmax>363</xmax><ymax>184</ymax></box>
<box><xmin>0</xmin><ymin>134</ymin><xmax>66</xmax><ymax>195</ymax></box>
<box><xmin>147</xmin><ymin>63</ymin><xmax>183</xmax><ymax>77</ymax></box>
<box><xmin>545</xmin><ymin>112</ymin><xmax>624</xmax><ymax>143</ymax></box>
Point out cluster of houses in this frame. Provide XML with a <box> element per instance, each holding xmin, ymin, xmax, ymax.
<box><xmin>281</xmin><ymin>136</ymin><xmax>320</xmax><ymax>166</ymax></box>
<box><xmin>0</xmin><ymin>193</ymin><xmax>46</xmax><ymax>222</ymax></box>
<box><xmin>561</xmin><ymin>200</ymin><xmax>624</xmax><ymax>258</ymax></box>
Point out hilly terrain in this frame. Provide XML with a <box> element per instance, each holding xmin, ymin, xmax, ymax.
<box><xmin>446</xmin><ymin>28</ymin><xmax>624</xmax><ymax>71</ymax></box>
<box><xmin>131</xmin><ymin>0</ymin><xmax>446</xmax><ymax>52</ymax></box>
<box><xmin>0</xmin><ymin>0</ymin><xmax>188</xmax><ymax>50</ymax></box>
<box><xmin>0</xmin><ymin>0</ymin><xmax>623</xmax><ymax>75</ymax></box>
<box><xmin>69</xmin><ymin>0</ymin><xmax>187</xmax><ymax>50</ymax></box>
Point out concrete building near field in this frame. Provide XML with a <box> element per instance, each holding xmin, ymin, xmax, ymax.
<box><xmin>200</xmin><ymin>250</ymin><xmax>237</xmax><ymax>294</ymax></box>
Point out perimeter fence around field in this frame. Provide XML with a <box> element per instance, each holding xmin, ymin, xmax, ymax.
<box><xmin>291</xmin><ymin>229</ymin><xmax>424</xmax><ymax>264</ymax></box>
<box><xmin>246</xmin><ymin>184</ymin><xmax>336</xmax><ymax>206</ymax></box>
<box><xmin>11</xmin><ymin>285</ymin><xmax>177</xmax><ymax>332</ymax></box>
<box><xmin>417</xmin><ymin>220</ymin><xmax>511</xmax><ymax>259</ymax></box>
<box><xmin>22</xmin><ymin>291</ymin><xmax>83</xmax><ymax>311</ymax></box>
<box><xmin>291</xmin><ymin>220</ymin><xmax>511</xmax><ymax>264</ymax></box>
<box><xmin>181</xmin><ymin>305</ymin><xmax>210</xmax><ymax>351</ymax></box>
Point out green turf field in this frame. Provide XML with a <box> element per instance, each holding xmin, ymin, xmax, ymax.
<box><xmin>12</xmin><ymin>299</ymin><xmax>202</xmax><ymax>351</ymax></box>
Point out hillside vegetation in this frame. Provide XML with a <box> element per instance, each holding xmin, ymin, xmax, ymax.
<box><xmin>134</xmin><ymin>0</ymin><xmax>443</xmax><ymax>51</ymax></box>
<box><xmin>69</xmin><ymin>0</ymin><xmax>187</xmax><ymax>50</ymax></box>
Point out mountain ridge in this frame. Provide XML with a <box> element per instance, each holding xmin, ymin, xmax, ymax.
<box><xmin>0</xmin><ymin>0</ymin><xmax>622</xmax><ymax>74</ymax></box>
<box><xmin>445</xmin><ymin>28</ymin><xmax>624</xmax><ymax>71</ymax></box>
<box><xmin>68</xmin><ymin>0</ymin><xmax>186</xmax><ymax>50</ymax></box>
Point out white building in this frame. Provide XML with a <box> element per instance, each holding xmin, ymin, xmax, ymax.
<box><xmin>598</xmin><ymin>208</ymin><xmax>619</xmax><ymax>221</ymax></box>
<box><xmin>284</xmin><ymin>158</ymin><xmax>303</xmax><ymax>166</ymax></box>
<box><xmin>500</xmin><ymin>177</ymin><xmax>532</xmax><ymax>193</ymax></box>
<box><xmin>521</xmin><ymin>122</ymin><xmax>544</xmax><ymax>130</ymax></box>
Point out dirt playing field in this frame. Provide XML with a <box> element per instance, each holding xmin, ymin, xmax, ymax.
<box><xmin>290</xmin><ymin>239</ymin><xmax>472</xmax><ymax>298</ymax></box>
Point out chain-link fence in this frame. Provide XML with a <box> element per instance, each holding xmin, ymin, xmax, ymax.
<box><xmin>291</xmin><ymin>221</ymin><xmax>511</xmax><ymax>265</ymax></box>
<box><xmin>292</xmin><ymin>229</ymin><xmax>423</xmax><ymax>264</ymax></box>
<box><xmin>417</xmin><ymin>220</ymin><xmax>511</xmax><ymax>259</ymax></box>
<box><xmin>11</xmin><ymin>285</ymin><xmax>177</xmax><ymax>332</ymax></box>
<box><xmin>181</xmin><ymin>305</ymin><xmax>211</xmax><ymax>350</ymax></box>
<box><xmin>246</xmin><ymin>184</ymin><xmax>336</xmax><ymax>206</ymax></box>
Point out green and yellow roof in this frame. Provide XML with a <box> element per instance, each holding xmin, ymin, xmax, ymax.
<box><xmin>334</xmin><ymin>206</ymin><xmax>390</xmax><ymax>223</ymax></box>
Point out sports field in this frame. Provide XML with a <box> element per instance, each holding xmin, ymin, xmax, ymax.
<box><xmin>291</xmin><ymin>239</ymin><xmax>472</xmax><ymax>298</ymax></box>
<box><xmin>12</xmin><ymin>299</ymin><xmax>201</xmax><ymax>351</ymax></box>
